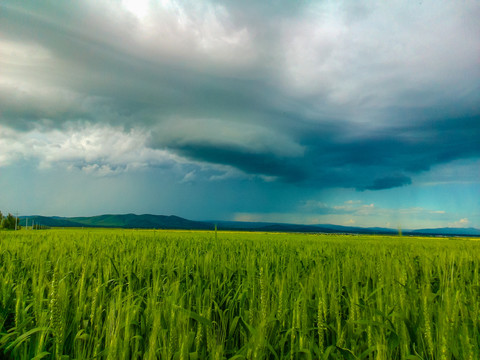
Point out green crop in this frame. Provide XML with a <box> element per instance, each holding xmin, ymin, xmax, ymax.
<box><xmin>0</xmin><ymin>229</ymin><xmax>479</xmax><ymax>359</ymax></box>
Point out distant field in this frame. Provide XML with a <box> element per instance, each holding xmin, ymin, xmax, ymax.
<box><xmin>1</xmin><ymin>229</ymin><xmax>479</xmax><ymax>359</ymax></box>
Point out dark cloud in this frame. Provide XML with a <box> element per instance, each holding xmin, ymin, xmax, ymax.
<box><xmin>359</xmin><ymin>175</ymin><xmax>412</xmax><ymax>191</ymax></box>
<box><xmin>173</xmin><ymin>143</ymin><xmax>307</xmax><ymax>183</ymax></box>
<box><xmin>1</xmin><ymin>0</ymin><xmax>479</xmax><ymax>193</ymax></box>
<box><xmin>290</xmin><ymin>114</ymin><xmax>480</xmax><ymax>190</ymax></box>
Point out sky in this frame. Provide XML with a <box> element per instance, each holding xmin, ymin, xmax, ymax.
<box><xmin>0</xmin><ymin>0</ymin><xmax>479</xmax><ymax>229</ymax></box>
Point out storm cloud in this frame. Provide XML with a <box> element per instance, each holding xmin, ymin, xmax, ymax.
<box><xmin>1</xmin><ymin>0</ymin><xmax>479</xmax><ymax>194</ymax></box>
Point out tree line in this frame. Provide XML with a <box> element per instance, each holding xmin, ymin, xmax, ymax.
<box><xmin>0</xmin><ymin>211</ymin><xmax>21</xmax><ymax>230</ymax></box>
<box><xmin>0</xmin><ymin>212</ymin><xmax>49</xmax><ymax>230</ymax></box>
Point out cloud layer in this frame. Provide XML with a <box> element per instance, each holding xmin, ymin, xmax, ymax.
<box><xmin>1</xmin><ymin>0</ymin><xmax>479</xmax><ymax>191</ymax></box>
<box><xmin>234</xmin><ymin>199</ymin><xmax>453</xmax><ymax>229</ymax></box>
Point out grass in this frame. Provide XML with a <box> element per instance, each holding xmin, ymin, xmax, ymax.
<box><xmin>0</xmin><ymin>229</ymin><xmax>479</xmax><ymax>359</ymax></box>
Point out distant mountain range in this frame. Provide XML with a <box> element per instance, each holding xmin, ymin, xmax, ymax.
<box><xmin>410</xmin><ymin>227</ymin><xmax>480</xmax><ymax>236</ymax></box>
<box><xmin>19</xmin><ymin>214</ymin><xmax>211</xmax><ymax>230</ymax></box>
<box><xmin>18</xmin><ymin>214</ymin><xmax>480</xmax><ymax>236</ymax></box>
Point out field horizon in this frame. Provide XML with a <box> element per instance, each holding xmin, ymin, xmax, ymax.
<box><xmin>15</xmin><ymin>213</ymin><xmax>480</xmax><ymax>237</ymax></box>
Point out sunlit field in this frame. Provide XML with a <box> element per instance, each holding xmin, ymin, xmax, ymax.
<box><xmin>1</xmin><ymin>229</ymin><xmax>479</xmax><ymax>359</ymax></box>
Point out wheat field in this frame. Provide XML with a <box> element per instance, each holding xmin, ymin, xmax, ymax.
<box><xmin>0</xmin><ymin>229</ymin><xmax>479</xmax><ymax>359</ymax></box>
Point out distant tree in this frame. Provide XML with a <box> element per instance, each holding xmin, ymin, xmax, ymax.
<box><xmin>2</xmin><ymin>213</ymin><xmax>20</xmax><ymax>230</ymax></box>
<box><xmin>0</xmin><ymin>211</ymin><xmax>3</xmax><ymax>228</ymax></box>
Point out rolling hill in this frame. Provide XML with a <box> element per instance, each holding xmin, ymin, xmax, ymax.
<box><xmin>17</xmin><ymin>214</ymin><xmax>480</xmax><ymax>236</ymax></box>
<box><xmin>19</xmin><ymin>214</ymin><xmax>212</xmax><ymax>230</ymax></box>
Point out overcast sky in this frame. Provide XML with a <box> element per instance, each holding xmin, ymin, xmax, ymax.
<box><xmin>1</xmin><ymin>0</ymin><xmax>479</xmax><ymax>228</ymax></box>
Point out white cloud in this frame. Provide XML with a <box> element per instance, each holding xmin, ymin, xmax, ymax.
<box><xmin>449</xmin><ymin>218</ymin><xmax>470</xmax><ymax>228</ymax></box>
<box><xmin>114</xmin><ymin>0</ymin><xmax>256</xmax><ymax>67</ymax></box>
<box><xmin>181</xmin><ymin>170</ymin><xmax>196</xmax><ymax>183</ymax></box>
<box><xmin>287</xmin><ymin>200</ymin><xmax>451</xmax><ymax>227</ymax></box>
<box><xmin>0</xmin><ymin>123</ymin><xmax>178</xmax><ymax>175</ymax></box>
<box><xmin>0</xmin><ymin>123</ymin><xmax>276</xmax><ymax>181</ymax></box>
<box><xmin>233</xmin><ymin>205</ymin><xmax>450</xmax><ymax>228</ymax></box>
<box><xmin>208</xmin><ymin>167</ymin><xmax>247</xmax><ymax>181</ymax></box>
